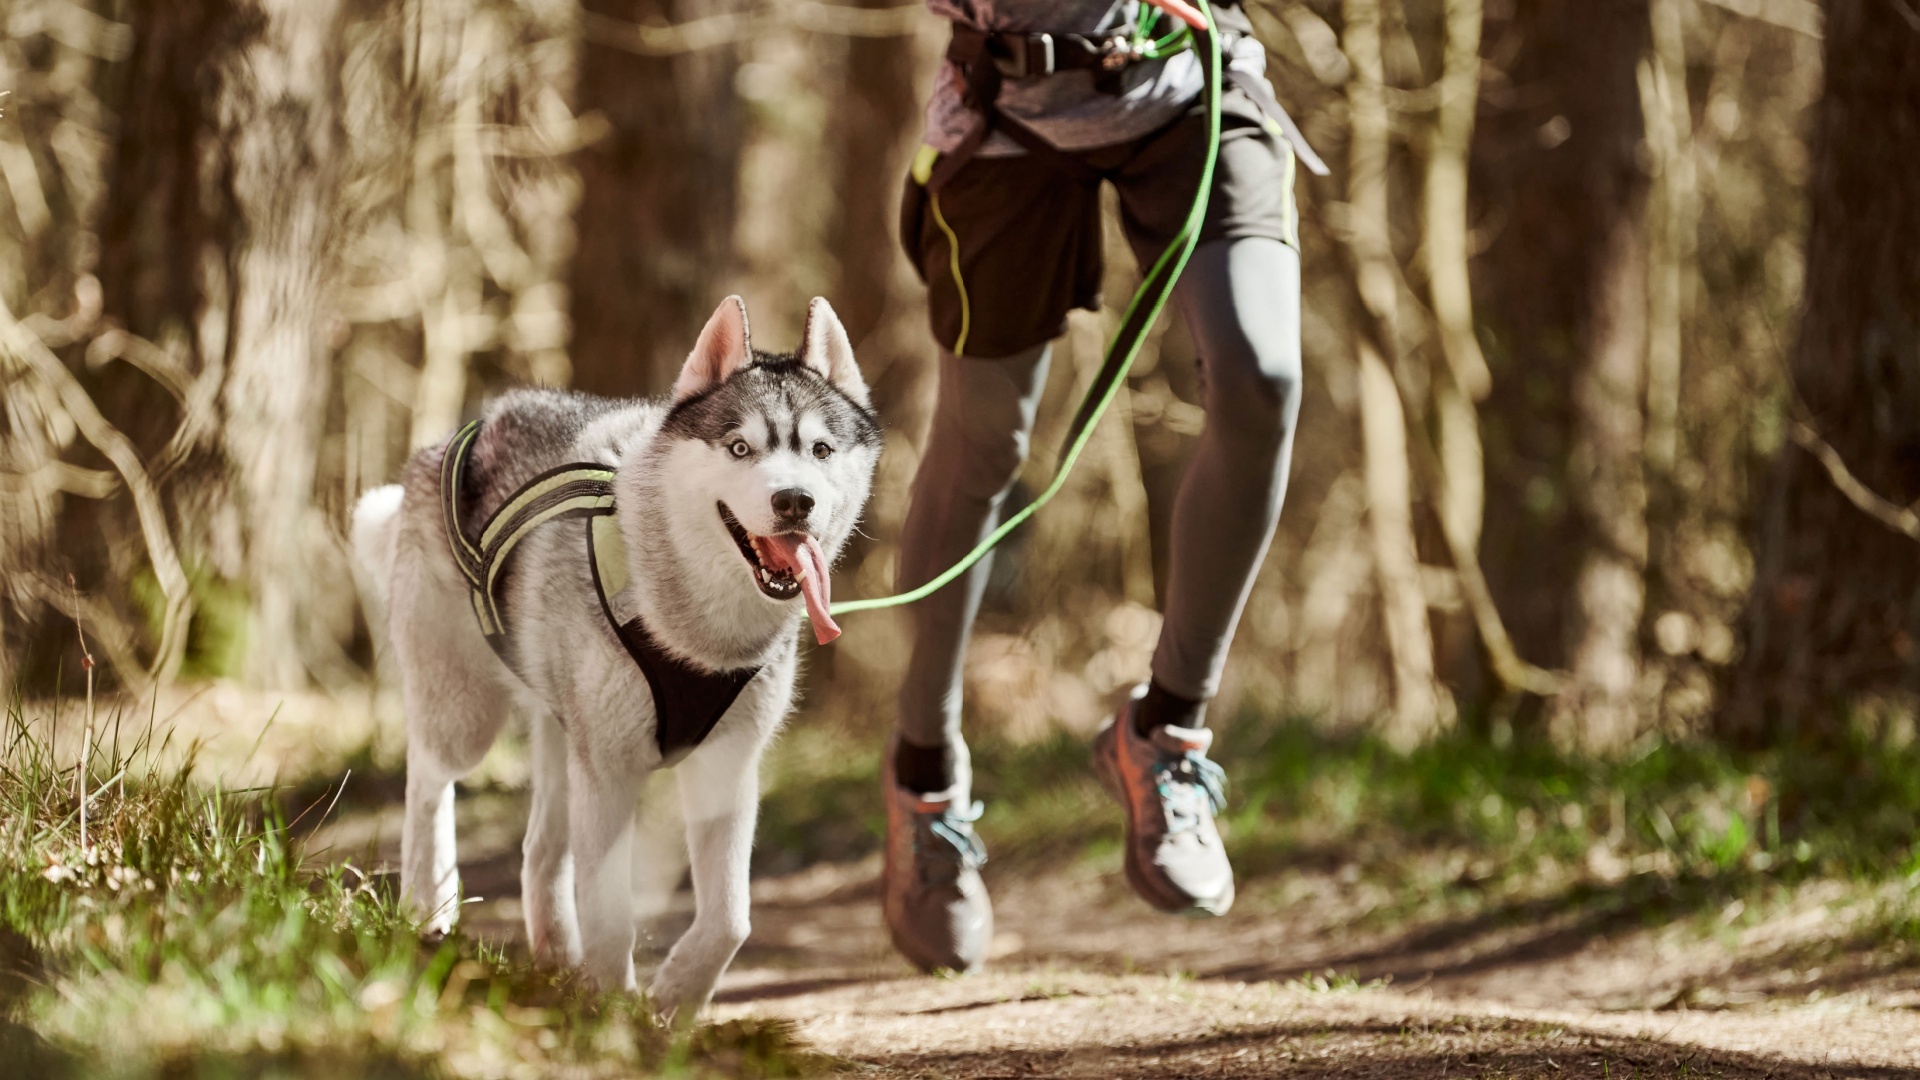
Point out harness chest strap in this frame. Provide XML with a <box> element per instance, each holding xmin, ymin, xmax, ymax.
<box><xmin>439</xmin><ymin>420</ymin><xmax>761</xmax><ymax>760</ymax></box>
<box><xmin>586</xmin><ymin>515</ymin><xmax>760</xmax><ymax>762</ymax></box>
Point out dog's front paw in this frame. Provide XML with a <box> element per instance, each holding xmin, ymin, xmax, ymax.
<box><xmin>529</xmin><ymin>931</ymin><xmax>582</xmax><ymax>970</ymax></box>
<box><xmin>646</xmin><ymin>967</ymin><xmax>717</xmax><ymax>1027</ymax></box>
<box><xmin>527</xmin><ymin>913</ymin><xmax>583</xmax><ymax>969</ymax></box>
<box><xmin>414</xmin><ymin>905</ymin><xmax>457</xmax><ymax>943</ymax></box>
<box><xmin>577</xmin><ymin>948</ymin><xmax>638</xmax><ymax>995</ymax></box>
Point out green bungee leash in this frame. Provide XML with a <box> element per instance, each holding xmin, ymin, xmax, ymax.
<box><xmin>830</xmin><ymin>0</ymin><xmax>1226</xmax><ymax>617</ymax></box>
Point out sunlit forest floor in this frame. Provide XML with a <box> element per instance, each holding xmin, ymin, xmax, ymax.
<box><xmin>7</xmin><ymin>688</ymin><xmax>1920</xmax><ymax>1077</ymax></box>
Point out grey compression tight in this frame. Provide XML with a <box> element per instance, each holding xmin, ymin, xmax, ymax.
<box><xmin>895</xmin><ymin>236</ymin><xmax>1303</xmax><ymax>759</ymax></box>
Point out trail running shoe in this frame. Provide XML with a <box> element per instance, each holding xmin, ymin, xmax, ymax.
<box><xmin>1092</xmin><ymin>693</ymin><xmax>1235</xmax><ymax>916</ymax></box>
<box><xmin>881</xmin><ymin>746</ymin><xmax>993</xmax><ymax>973</ymax></box>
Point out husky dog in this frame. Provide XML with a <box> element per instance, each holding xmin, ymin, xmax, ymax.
<box><xmin>352</xmin><ymin>296</ymin><xmax>879</xmax><ymax>1016</ymax></box>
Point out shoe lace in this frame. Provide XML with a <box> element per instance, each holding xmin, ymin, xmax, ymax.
<box><xmin>1152</xmin><ymin>749</ymin><xmax>1228</xmax><ymax>834</ymax></box>
<box><xmin>915</xmin><ymin>799</ymin><xmax>987</xmax><ymax>881</ymax></box>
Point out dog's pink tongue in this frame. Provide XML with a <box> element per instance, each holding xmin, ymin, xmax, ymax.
<box><xmin>761</xmin><ymin>534</ymin><xmax>840</xmax><ymax>645</ymax></box>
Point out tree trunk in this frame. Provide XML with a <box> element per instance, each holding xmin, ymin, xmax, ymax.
<box><xmin>1551</xmin><ymin>0</ymin><xmax>1653</xmax><ymax>752</ymax></box>
<box><xmin>1344</xmin><ymin>0</ymin><xmax>1445</xmax><ymax>743</ymax></box>
<box><xmin>1640</xmin><ymin>0</ymin><xmax>1695</xmax><ymax>481</ymax></box>
<box><xmin>22</xmin><ymin>0</ymin><xmax>236</xmax><ymax>685</ymax></box>
<box><xmin>807</xmin><ymin>8</ymin><xmax>936</xmax><ymax>707</ymax></box>
<box><xmin>1359</xmin><ymin>340</ymin><xmax>1444</xmax><ymax>742</ymax></box>
<box><xmin>1557</xmin><ymin>211</ymin><xmax>1649</xmax><ymax>750</ymax></box>
<box><xmin>97</xmin><ymin>0</ymin><xmax>234</xmax><ymax>363</ymax></box>
<box><xmin>1732</xmin><ymin>0</ymin><xmax>1920</xmax><ymax>743</ymax></box>
<box><xmin>219</xmin><ymin>0</ymin><xmax>348</xmax><ymax>689</ymax></box>
<box><xmin>1423</xmin><ymin>0</ymin><xmax>1490</xmax><ymax>705</ymax></box>
<box><xmin>827</xmin><ymin>0</ymin><xmax>922</xmax><ymax>350</ymax></box>
<box><xmin>1473</xmin><ymin>0</ymin><xmax>1651</xmax><ymax>751</ymax></box>
<box><xmin>1424</xmin><ymin>0</ymin><xmax>1490</xmax><ymax>559</ymax></box>
<box><xmin>570</xmin><ymin>0</ymin><xmax>744</xmax><ymax>398</ymax></box>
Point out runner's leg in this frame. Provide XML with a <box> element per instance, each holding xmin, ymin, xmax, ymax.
<box><xmin>893</xmin><ymin>343</ymin><xmax>1052</xmax><ymax>792</ymax></box>
<box><xmin>1140</xmin><ymin>236</ymin><xmax>1302</xmax><ymax>731</ymax></box>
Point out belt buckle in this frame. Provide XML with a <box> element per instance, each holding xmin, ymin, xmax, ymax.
<box><xmin>995</xmin><ymin>32</ymin><xmax>1054</xmax><ymax>78</ymax></box>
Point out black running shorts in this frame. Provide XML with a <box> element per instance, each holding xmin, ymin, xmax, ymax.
<box><xmin>900</xmin><ymin>80</ymin><xmax>1300</xmax><ymax>360</ymax></box>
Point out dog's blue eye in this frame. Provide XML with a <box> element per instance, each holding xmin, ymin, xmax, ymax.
<box><xmin>812</xmin><ymin>441</ymin><xmax>833</xmax><ymax>460</ymax></box>
<box><xmin>729</xmin><ymin>439</ymin><xmax>751</xmax><ymax>459</ymax></box>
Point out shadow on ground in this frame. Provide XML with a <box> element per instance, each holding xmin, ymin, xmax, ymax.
<box><xmin>868</xmin><ymin>1016</ymin><xmax>1910</xmax><ymax>1079</ymax></box>
<box><xmin>285</xmin><ymin>727</ymin><xmax>1920</xmax><ymax>1076</ymax></box>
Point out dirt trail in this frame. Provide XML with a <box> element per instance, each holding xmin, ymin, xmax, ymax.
<box><xmin>311</xmin><ymin>794</ymin><xmax>1920</xmax><ymax>1077</ymax></box>
<box><xmin>60</xmin><ymin>686</ymin><xmax>1920</xmax><ymax>1075</ymax></box>
<box><xmin>710</xmin><ymin>862</ymin><xmax>1920</xmax><ymax>1077</ymax></box>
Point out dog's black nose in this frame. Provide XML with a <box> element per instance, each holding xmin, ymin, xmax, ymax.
<box><xmin>771</xmin><ymin>487</ymin><xmax>814</xmax><ymax>520</ymax></box>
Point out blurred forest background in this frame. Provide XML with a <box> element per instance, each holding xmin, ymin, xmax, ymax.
<box><xmin>0</xmin><ymin>0</ymin><xmax>1914</xmax><ymax>758</ymax></box>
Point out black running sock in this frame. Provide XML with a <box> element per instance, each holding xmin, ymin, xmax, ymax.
<box><xmin>1133</xmin><ymin>678</ymin><xmax>1208</xmax><ymax>738</ymax></box>
<box><xmin>892</xmin><ymin>738</ymin><xmax>957</xmax><ymax>795</ymax></box>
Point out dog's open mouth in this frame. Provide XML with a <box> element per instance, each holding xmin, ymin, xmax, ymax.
<box><xmin>718</xmin><ymin>503</ymin><xmax>841</xmax><ymax>644</ymax></box>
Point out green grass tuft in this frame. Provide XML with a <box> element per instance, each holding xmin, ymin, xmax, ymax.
<box><xmin>758</xmin><ymin>702</ymin><xmax>1920</xmax><ymax>935</ymax></box>
<box><xmin>0</xmin><ymin>695</ymin><xmax>830</xmax><ymax>1079</ymax></box>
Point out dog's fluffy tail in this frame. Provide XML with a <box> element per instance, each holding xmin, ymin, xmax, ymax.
<box><xmin>350</xmin><ymin>484</ymin><xmax>406</xmax><ymax>655</ymax></box>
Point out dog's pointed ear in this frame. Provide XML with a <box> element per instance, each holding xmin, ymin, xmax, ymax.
<box><xmin>673</xmin><ymin>296</ymin><xmax>752</xmax><ymax>401</ymax></box>
<box><xmin>798</xmin><ymin>297</ymin><xmax>869</xmax><ymax>406</ymax></box>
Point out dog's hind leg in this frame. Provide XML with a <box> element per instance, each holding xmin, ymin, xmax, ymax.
<box><xmin>647</xmin><ymin>732</ymin><xmax>762</xmax><ymax>1021</ymax></box>
<box><xmin>402</xmin><ymin>749</ymin><xmax>462</xmax><ymax>937</ymax></box>
<box><xmin>568</xmin><ymin>754</ymin><xmax>645</xmax><ymax>991</ymax></box>
<box><xmin>394</xmin><ymin>622</ymin><xmax>511</xmax><ymax>936</ymax></box>
<box><xmin>522</xmin><ymin>704</ymin><xmax>581</xmax><ymax>966</ymax></box>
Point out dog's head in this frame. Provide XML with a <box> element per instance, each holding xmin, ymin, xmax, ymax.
<box><xmin>656</xmin><ymin>296</ymin><xmax>881</xmax><ymax>644</ymax></box>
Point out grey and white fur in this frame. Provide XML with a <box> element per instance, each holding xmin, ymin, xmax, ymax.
<box><xmin>351</xmin><ymin>296</ymin><xmax>879</xmax><ymax>1018</ymax></box>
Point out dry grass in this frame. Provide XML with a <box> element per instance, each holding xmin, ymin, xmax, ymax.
<box><xmin>0</xmin><ymin>695</ymin><xmax>826</xmax><ymax>1079</ymax></box>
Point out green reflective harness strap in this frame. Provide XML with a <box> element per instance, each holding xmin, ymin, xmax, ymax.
<box><xmin>438</xmin><ymin>422</ymin><xmax>761</xmax><ymax>759</ymax></box>
<box><xmin>831</xmin><ymin>0</ymin><xmax>1227</xmax><ymax>618</ymax></box>
<box><xmin>440</xmin><ymin>420</ymin><xmax>487</xmax><ymax>591</ymax></box>
<box><xmin>439</xmin><ymin>421</ymin><xmax>617</xmax><ymax>644</ymax></box>
<box><xmin>476</xmin><ymin>471</ymin><xmax>616</xmax><ymax>632</ymax></box>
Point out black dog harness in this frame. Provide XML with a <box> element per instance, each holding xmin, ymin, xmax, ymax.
<box><xmin>930</xmin><ymin>6</ymin><xmax>1328</xmax><ymax>191</ymax></box>
<box><xmin>439</xmin><ymin>419</ymin><xmax>760</xmax><ymax>761</ymax></box>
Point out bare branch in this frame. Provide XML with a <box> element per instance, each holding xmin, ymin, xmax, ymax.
<box><xmin>5</xmin><ymin>1</ymin><xmax>135</xmax><ymax>60</ymax></box>
<box><xmin>581</xmin><ymin>1</ymin><xmax>921</xmax><ymax>57</ymax></box>
<box><xmin>1691</xmin><ymin>0</ymin><xmax>1822</xmax><ymax>38</ymax></box>
<box><xmin>1411</xmin><ymin>0</ymin><xmax>1558</xmax><ymax>699</ymax></box>
<box><xmin>1790</xmin><ymin>420</ymin><xmax>1920</xmax><ymax>542</ymax></box>
<box><xmin>0</xmin><ymin>460</ymin><xmax>119</xmax><ymax>500</ymax></box>
<box><xmin>1431</xmin><ymin>472</ymin><xmax>1565</xmax><ymax>696</ymax></box>
<box><xmin>788</xmin><ymin>1</ymin><xmax>925</xmax><ymax>37</ymax></box>
<box><xmin>0</xmin><ymin>295</ymin><xmax>194</xmax><ymax>681</ymax></box>
<box><xmin>22</xmin><ymin>573</ymin><xmax>148</xmax><ymax>693</ymax></box>
<box><xmin>85</xmin><ymin>326</ymin><xmax>195</xmax><ymax>405</ymax></box>
<box><xmin>1344</xmin><ymin>0</ymin><xmax>1449</xmax><ymax>739</ymax></box>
